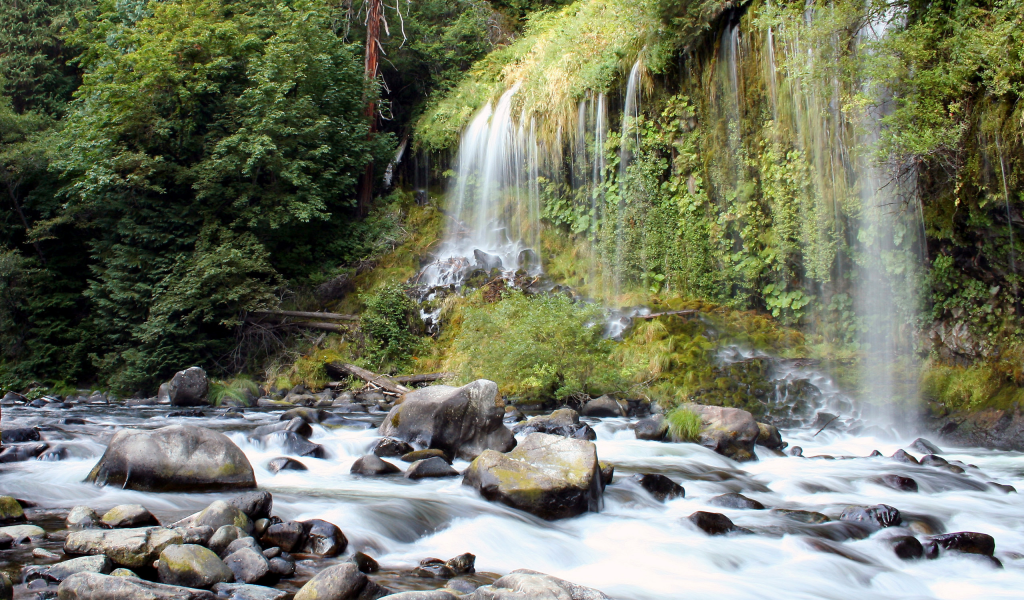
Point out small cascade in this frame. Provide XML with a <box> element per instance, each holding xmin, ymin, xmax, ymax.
<box><xmin>613</xmin><ymin>60</ymin><xmax>644</xmax><ymax>297</ymax></box>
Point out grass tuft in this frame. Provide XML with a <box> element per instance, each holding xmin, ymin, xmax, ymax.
<box><xmin>666</xmin><ymin>407</ymin><xmax>702</xmax><ymax>442</ymax></box>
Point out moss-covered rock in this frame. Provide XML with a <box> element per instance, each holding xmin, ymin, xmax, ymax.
<box><xmin>101</xmin><ymin>505</ymin><xmax>158</xmax><ymax>529</ymax></box>
<box><xmin>0</xmin><ymin>496</ymin><xmax>24</xmax><ymax>525</ymax></box>
<box><xmin>64</xmin><ymin>527</ymin><xmax>183</xmax><ymax>569</ymax></box>
<box><xmin>158</xmin><ymin>544</ymin><xmax>233</xmax><ymax>589</ymax></box>
<box><xmin>686</xmin><ymin>404</ymin><xmax>761</xmax><ymax>462</ymax></box>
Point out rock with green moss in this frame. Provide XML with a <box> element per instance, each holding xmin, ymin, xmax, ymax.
<box><xmin>755</xmin><ymin>422</ymin><xmax>785</xmax><ymax>450</ymax></box>
<box><xmin>0</xmin><ymin>523</ymin><xmax>44</xmax><ymax>542</ymax></box>
<box><xmin>101</xmin><ymin>504</ymin><xmax>159</xmax><ymax>528</ymax></box>
<box><xmin>64</xmin><ymin>527</ymin><xmax>183</xmax><ymax>569</ymax></box>
<box><xmin>293</xmin><ymin>562</ymin><xmax>388</xmax><ymax>600</ymax></box>
<box><xmin>462</xmin><ymin>432</ymin><xmax>603</xmax><ymax>520</ymax></box>
<box><xmin>158</xmin><ymin>544</ymin><xmax>233</xmax><ymax>589</ymax></box>
<box><xmin>0</xmin><ymin>496</ymin><xmax>24</xmax><ymax>524</ymax></box>
<box><xmin>109</xmin><ymin>568</ymin><xmax>136</xmax><ymax>577</ymax></box>
<box><xmin>66</xmin><ymin>506</ymin><xmax>100</xmax><ymax>529</ymax></box>
<box><xmin>379</xmin><ymin>380</ymin><xmax>515</xmax><ymax>461</ymax></box>
<box><xmin>57</xmin><ymin>572</ymin><xmax>217</xmax><ymax>599</ymax></box>
<box><xmin>686</xmin><ymin>404</ymin><xmax>760</xmax><ymax>462</ymax></box>
<box><xmin>466</xmin><ymin>569</ymin><xmax>610</xmax><ymax>600</ymax></box>
<box><xmin>85</xmin><ymin>424</ymin><xmax>256</xmax><ymax>492</ymax></box>
<box><xmin>193</xmin><ymin>501</ymin><xmax>253</xmax><ymax>534</ymax></box>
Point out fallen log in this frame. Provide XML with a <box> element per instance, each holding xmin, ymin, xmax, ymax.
<box><xmin>633</xmin><ymin>310</ymin><xmax>698</xmax><ymax>320</ymax></box>
<box><xmin>246</xmin><ymin>319</ymin><xmax>352</xmax><ymax>333</ymax></box>
<box><xmin>327</xmin><ymin>362</ymin><xmax>411</xmax><ymax>395</ymax></box>
<box><xmin>251</xmin><ymin>310</ymin><xmax>359</xmax><ymax>322</ymax></box>
<box><xmin>392</xmin><ymin>372</ymin><xmax>455</xmax><ymax>384</ymax></box>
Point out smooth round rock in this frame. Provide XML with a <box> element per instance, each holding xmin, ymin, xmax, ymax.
<box><xmin>101</xmin><ymin>504</ymin><xmax>159</xmax><ymax>529</ymax></box>
<box><xmin>267</xmin><ymin>457</ymin><xmax>307</xmax><ymax>473</ymax></box>
<box><xmin>157</xmin><ymin>544</ymin><xmax>233</xmax><ymax>589</ymax></box>
<box><xmin>351</xmin><ymin>455</ymin><xmax>401</xmax><ymax>476</ymax></box>
<box><xmin>405</xmin><ymin>456</ymin><xmax>458</xmax><ymax>479</ymax></box>
<box><xmin>707</xmin><ymin>493</ymin><xmax>764</xmax><ymax>510</ymax></box>
<box><xmin>630</xmin><ymin>474</ymin><xmax>685</xmax><ymax>502</ymax></box>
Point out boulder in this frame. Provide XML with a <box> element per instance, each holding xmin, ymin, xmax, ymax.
<box><xmin>57</xmin><ymin>572</ymin><xmax>217</xmax><ymax>599</ymax></box>
<box><xmin>839</xmin><ymin>504</ymin><xmax>901</xmax><ymax>529</ymax></box>
<box><xmin>466</xmin><ymin>570</ymin><xmax>610</xmax><ymax>600</ymax></box>
<box><xmin>890</xmin><ymin>449</ymin><xmax>920</xmax><ymax>465</ymax></box>
<box><xmin>405</xmin><ymin>457</ymin><xmax>459</xmax><ymax>480</ymax></box>
<box><xmin>260</xmin><ymin>522</ymin><xmax>304</xmax><ymax>553</ymax></box>
<box><xmin>293</xmin><ymin>563</ymin><xmax>388</xmax><ymax>600</ymax></box>
<box><xmin>66</xmin><ymin>506</ymin><xmax>100</xmax><ymax>529</ymax></box>
<box><xmin>223</xmin><ymin>548</ymin><xmax>269</xmax><ymax>584</ymax></box>
<box><xmin>86</xmin><ymin>425</ymin><xmax>255</xmax><ymax>492</ymax></box>
<box><xmin>511</xmin><ymin>409</ymin><xmax>595</xmax><ymax>440</ymax></box>
<box><xmin>910</xmin><ymin>438</ymin><xmax>942</xmax><ymax>455</ymax></box>
<box><xmin>1</xmin><ymin>427</ymin><xmax>39</xmax><ymax>443</ymax></box>
<box><xmin>686</xmin><ymin>405</ymin><xmax>760</xmax><ymax>462</ymax></box>
<box><xmin>378</xmin><ymin>380</ymin><xmax>515</xmax><ymax>461</ymax></box>
<box><xmin>580</xmin><ymin>396</ymin><xmax>625</xmax><ymax>418</ymax></box>
<box><xmin>633</xmin><ymin>416</ymin><xmax>668</xmax><ymax>441</ymax></box>
<box><xmin>227</xmin><ymin>492</ymin><xmax>273</xmax><ymax>522</ymax></box>
<box><xmin>221</xmin><ymin>537</ymin><xmax>261</xmax><ymax>559</ymax></box>
<box><xmin>300</xmin><ymin>519</ymin><xmax>347</xmax><ymax>556</ymax></box>
<box><xmin>630</xmin><ymin>474</ymin><xmax>684</xmax><ymax>502</ymax></box>
<box><xmin>208</xmin><ymin>526</ymin><xmax>247</xmax><ymax>556</ymax></box>
<box><xmin>168</xmin><ymin>367</ymin><xmax>210</xmax><ymax>407</ymax></box>
<box><xmin>926</xmin><ymin>532</ymin><xmax>995</xmax><ymax>557</ymax></box>
<box><xmin>267</xmin><ymin>457</ymin><xmax>307</xmax><ymax>473</ymax></box>
<box><xmin>194</xmin><ymin>501</ymin><xmax>253</xmax><ymax>534</ymax></box>
<box><xmin>65</xmin><ymin>527</ymin><xmax>184</xmax><ymax>569</ymax></box>
<box><xmin>873</xmin><ymin>474</ymin><xmax>919</xmax><ymax>492</ymax></box>
<box><xmin>211</xmin><ymin>583</ymin><xmax>291</xmax><ymax>600</ymax></box>
<box><xmin>889</xmin><ymin>536</ymin><xmax>924</xmax><ymax>560</ymax></box>
<box><xmin>183</xmin><ymin>526</ymin><xmax>215</xmax><ymax>547</ymax></box>
<box><xmin>158</xmin><ymin>544</ymin><xmax>233</xmax><ymax>589</ymax></box>
<box><xmin>401</xmin><ymin>448</ymin><xmax>450</xmax><ymax>463</ymax></box>
<box><xmin>0</xmin><ymin>496</ymin><xmax>24</xmax><ymax>524</ymax></box>
<box><xmin>372</xmin><ymin>438</ymin><xmax>414</xmax><ymax>458</ymax></box>
<box><xmin>351</xmin><ymin>455</ymin><xmax>401</xmax><ymax>476</ymax></box>
<box><xmin>755</xmin><ymin>423</ymin><xmax>785</xmax><ymax>450</ymax></box>
<box><xmin>251</xmin><ymin>418</ymin><xmax>313</xmax><ymax>440</ymax></box>
<box><xmin>687</xmin><ymin>511</ymin><xmax>741</xmax><ymax>535</ymax></box>
<box><xmin>707</xmin><ymin>493</ymin><xmax>764</xmax><ymax>510</ymax></box>
<box><xmin>101</xmin><ymin>505</ymin><xmax>159</xmax><ymax>529</ymax></box>
<box><xmin>38</xmin><ymin>556</ymin><xmax>113</xmax><ymax>583</ymax></box>
<box><xmin>463</xmin><ymin>433</ymin><xmax>602</xmax><ymax>520</ymax></box>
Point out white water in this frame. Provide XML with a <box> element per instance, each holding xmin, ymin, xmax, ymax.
<box><xmin>2</xmin><ymin>404</ymin><xmax>1022</xmax><ymax>599</ymax></box>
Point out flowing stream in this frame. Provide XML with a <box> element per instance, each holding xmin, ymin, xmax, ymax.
<box><xmin>1</xmin><ymin>400</ymin><xmax>1021</xmax><ymax>599</ymax></box>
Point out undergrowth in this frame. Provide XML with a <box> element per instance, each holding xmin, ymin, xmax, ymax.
<box><xmin>665</xmin><ymin>407</ymin><xmax>701</xmax><ymax>442</ymax></box>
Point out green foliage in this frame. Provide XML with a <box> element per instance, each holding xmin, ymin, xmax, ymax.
<box><xmin>209</xmin><ymin>375</ymin><xmax>260</xmax><ymax>406</ymax></box>
<box><xmin>359</xmin><ymin>284</ymin><xmax>423</xmax><ymax>373</ymax></box>
<box><xmin>665</xmin><ymin>406</ymin><xmax>701</xmax><ymax>442</ymax></box>
<box><xmin>448</xmin><ymin>291</ymin><xmax>633</xmax><ymax>401</ymax></box>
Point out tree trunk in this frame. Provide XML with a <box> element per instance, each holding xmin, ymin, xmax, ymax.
<box><xmin>359</xmin><ymin>0</ymin><xmax>383</xmax><ymax>217</ymax></box>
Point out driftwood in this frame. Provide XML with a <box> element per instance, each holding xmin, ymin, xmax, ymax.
<box><xmin>633</xmin><ymin>310</ymin><xmax>698</xmax><ymax>320</ymax></box>
<box><xmin>392</xmin><ymin>372</ymin><xmax>454</xmax><ymax>384</ymax></box>
<box><xmin>327</xmin><ymin>362</ymin><xmax>411</xmax><ymax>395</ymax></box>
<box><xmin>251</xmin><ymin>310</ymin><xmax>359</xmax><ymax>322</ymax></box>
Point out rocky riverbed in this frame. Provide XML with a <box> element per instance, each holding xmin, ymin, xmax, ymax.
<box><xmin>0</xmin><ymin>379</ymin><xmax>1022</xmax><ymax>600</ymax></box>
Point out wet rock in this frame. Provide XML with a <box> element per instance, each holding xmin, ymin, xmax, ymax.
<box><xmin>405</xmin><ymin>456</ymin><xmax>459</xmax><ymax>479</ymax></box>
<box><xmin>251</xmin><ymin>418</ymin><xmax>313</xmax><ymax>440</ymax></box>
<box><xmin>158</xmin><ymin>544</ymin><xmax>233</xmax><ymax>588</ymax></box>
<box><xmin>788</xmin><ymin>446</ymin><xmax>803</xmax><ymax>457</ymax></box>
<box><xmin>222</xmin><ymin>537</ymin><xmax>262</xmax><ymax>559</ymax></box>
<box><xmin>168</xmin><ymin>410</ymin><xmax>206</xmax><ymax>418</ymax></box>
<box><xmin>503</xmin><ymin>407</ymin><xmax>525</xmax><ymax>424</ymax></box>
<box><xmin>463</xmin><ymin>433</ymin><xmax>602</xmax><ymax>520</ymax></box>
<box><xmin>1</xmin><ymin>427</ymin><xmax>39</xmax><ymax>443</ymax></box>
<box><xmin>168</xmin><ymin>367</ymin><xmax>211</xmax><ymax>407</ymax></box>
<box><xmin>755</xmin><ymin>423</ymin><xmax>786</xmax><ymax>450</ymax></box>
<box><xmin>988</xmin><ymin>482</ymin><xmax>1016</xmax><ymax>493</ymax></box>
<box><xmin>803</xmin><ymin>538</ymin><xmax>875</xmax><ymax>565</ymax></box>
<box><xmin>253</xmin><ymin>520</ymin><xmax>271</xmax><ymax>539</ymax></box>
<box><xmin>34</xmin><ymin>547</ymin><xmax>61</xmax><ymax>559</ymax></box>
<box><xmin>920</xmin><ymin>454</ymin><xmax>948</xmax><ymax>467</ymax></box>
<box><xmin>224</xmin><ymin>548</ymin><xmax>269</xmax><ymax>584</ymax></box>
<box><xmin>415</xmin><ymin>558</ymin><xmax>455</xmax><ymax>579</ymax></box>
<box><xmin>467</xmin><ymin>569</ymin><xmax>610</xmax><ymax>600</ymax></box>
<box><xmin>630</xmin><ymin>474</ymin><xmax>685</xmax><ymax>502</ymax></box>
<box><xmin>380</xmin><ymin>592</ymin><xmax>458</xmax><ymax>600</ymax></box>
<box><xmin>910</xmin><ymin>438</ymin><xmax>941</xmax><ymax>455</ymax></box>
<box><xmin>874</xmin><ymin>474</ymin><xmax>919</xmax><ymax>492</ymax></box>
<box><xmin>260</xmin><ymin>522</ymin><xmax>304</xmax><ymax>553</ymax></box>
<box><xmin>580</xmin><ymin>396</ymin><xmax>625</xmax><ymax>418</ymax></box>
<box><xmin>373</xmin><ymin>438</ymin><xmax>414</xmax><ymax>458</ymax></box>
<box><xmin>839</xmin><ymin>504</ymin><xmax>901</xmax><ymax>529</ymax></box>
<box><xmin>280</xmin><ymin>408</ymin><xmax>330</xmax><ymax>424</ymax></box>
<box><xmin>293</xmin><ymin>562</ymin><xmax>388</xmax><ymax>600</ymax></box>
<box><xmin>889</xmin><ymin>536</ymin><xmax>924</xmax><ymax>560</ymax></box>
<box><xmin>86</xmin><ymin>424</ymin><xmax>256</xmax><ymax>492</ymax></box>
<box><xmin>474</xmin><ymin>249</ymin><xmax>503</xmax><ymax>271</ymax></box>
<box><xmin>0</xmin><ymin>496</ymin><xmax>24</xmax><ymax>524</ymax></box>
<box><xmin>0</xmin><ymin>442</ymin><xmax>48</xmax><ymax>462</ymax></box>
<box><xmin>267</xmin><ymin>457</ymin><xmax>307</xmax><ymax>473</ymax></box>
<box><xmin>0</xmin><ymin>523</ymin><xmax>44</xmax><ymax>543</ymax></box>
<box><xmin>378</xmin><ymin>379</ymin><xmax>515</xmax><ymax>461</ymax></box>
<box><xmin>890</xmin><ymin>449</ymin><xmax>920</xmax><ymax>465</ymax></box>
<box><xmin>401</xmin><ymin>448</ymin><xmax>450</xmax><ymax>463</ymax></box>
<box><xmin>267</xmin><ymin>557</ymin><xmax>294</xmax><ymax>578</ymax></box>
<box><xmin>66</xmin><ymin>506</ymin><xmax>100</xmax><ymax>529</ymax></box>
<box><xmin>40</xmin><ymin>444</ymin><xmax>70</xmax><ymax>461</ymax></box>
<box><xmin>686</xmin><ymin>404</ymin><xmax>760</xmax><ymax>462</ymax></box>
<box><xmin>351</xmin><ymin>455</ymin><xmax>401</xmax><ymax>475</ymax></box>
<box><xmin>64</xmin><ymin>527</ymin><xmax>183</xmax><ymax>568</ymax></box>
<box><xmin>445</xmin><ymin>553</ymin><xmax>475</xmax><ymax>575</ymax></box>
<box><xmin>708</xmin><ymin>493</ymin><xmax>764</xmax><ymax>510</ymax></box>
<box><xmin>42</xmin><ymin>556</ymin><xmax>113</xmax><ymax>582</ymax></box>
<box><xmin>212</xmin><ymin>582</ymin><xmax>291</xmax><ymax>600</ymax></box>
<box><xmin>1</xmin><ymin>391</ymin><xmax>24</xmax><ymax>404</ymax></box>
<box><xmin>512</xmin><ymin>408</ymin><xmax>595</xmax><ymax>441</ymax></box>
<box><xmin>183</xmin><ymin>526</ymin><xmax>215</xmax><ymax>546</ymax></box>
<box><xmin>59</xmin><ymin>418</ymin><xmax>88</xmax><ymax>425</ymax></box>
<box><xmin>446</xmin><ymin>579</ymin><xmax>480</xmax><ymax>594</ymax></box>
<box><xmin>195</xmin><ymin>501</ymin><xmax>253</xmax><ymax>534</ymax></box>
<box><xmin>926</xmin><ymin>532</ymin><xmax>995</xmax><ymax>557</ymax></box>
<box><xmin>227</xmin><ymin>492</ymin><xmax>273</xmax><ymax>522</ymax></box>
<box><xmin>300</xmin><ymin>519</ymin><xmax>347</xmax><ymax>557</ymax></box>
<box><xmin>0</xmin><ymin>573</ymin><xmax>9</xmax><ymax>600</ymax></box>
<box><xmin>101</xmin><ymin>504</ymin><xmax>159</xmax><ymax>528</ymax></box>
<box><xmin>208</xmin><ymin>526</ymin><xmax>247</xmax><ymax>556</ymax></box>
<box><xmin>58</xmin><ymin>572</ymin><xmax>218</xmax><ymax>599</ymax></box>
<box><xmin>599</xmin><ymin>462</ymin><xmax>614</xmax><ymax>489</ymax></box>
<box><xmin>274</xmin><ymin>431</ymin><xmax>327</xmax><ymax>459</ymax></box>
<box><xmin>109</xmin><ymin>569</ymin><xmax>136</xmax><ymax>577</ymax></box>
<box><xmin>771</xmin><ymin>509</ymin><xmax>830</xmax><ymax>524</ymax></box>
<box><xmin>687</xmin><ymin>511</ymin><xmax>741</xmax><ymax>535</ymax></box>
<box><xmin>349</xmin><ymin>552</ymin><xmax>379</xmax><ymax>573</ymax></box>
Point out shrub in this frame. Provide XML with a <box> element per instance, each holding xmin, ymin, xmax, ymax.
<box><xmin>360</xmin><ymin>284</ymin><xmax>424</xmax><ymax>373</ymax></box>
<box><xmin>209</xmin><ymin>376</ymin><xmax>260</xmax><ymax>406</ymax></box>
<box><xmin>665</xmin><ymin>406</ymin><xmax>702</xmax><ymax>442</ymax></box>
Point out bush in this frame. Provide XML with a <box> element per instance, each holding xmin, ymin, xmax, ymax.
<box><xmin>448</xmin><ymin>291</ymin><xmax>632</xmax><ymax>401</ymax></box>
<box><xmin>665</xmin><ymin>406</ymin><xmax>702</xmax><ymax>442</ymax></box>
<box><xmin>209</xmin><ymin>376</ymin><xmax>260</xmax><ymax>406</ymax></box>
<box><xmin>360</xmin><ymin>284</ymin><xmax>423</xmax><ymax>373</ymax></box>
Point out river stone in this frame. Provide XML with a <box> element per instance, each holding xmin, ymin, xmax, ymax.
<box><xmin>101</xmin><ymin>504</ymin><xmax>159</xmax><ymax>528</ymax></box>
<box><xmin>401</xmin><ymin>448</ymin><xmax>450</xmax><ymax>463</ymax></box>
<box><xmin>67</xmin><ymin>506</ymin><xmax>100</xmax><ymax>529</ymax></box>
<box><xmin>466</xmin><ymin>570</ymin><xmax>610</xmax><ymax>600</ymax></box>
<box><xmin>890</xmin><ymin>449</ymin><xmax>920</xmax><ymax>464</ymax></box>
<box><xmin>0</xmin><ymin>573</ymin><xmax>10</xmax><ymax>600</ymax></box>
<box><xmin>1</xmin><ymin>427</ymin><xmax>39</xmax><ymax>443</ymax></box>
<box><xmin>889</xmin><ymin>536</ymin><xmax>924</xmax><ymax>560</ymax></box>
<box><xmin>707</xmin><ymin>493</ymin><xmax>764</xmax><ymax>510</ymax></box>
<box><xmin>223</xmin><ymin>548</ymin><xmax>269</xmax><ymax>584</ymax></box>
<box><xmin>195</xmin><ymin>501</ymin><xmax>253</xmax><ymax>534</ymax></box>
<box><xmin>580</xmin><ymin>396</ymin><xmax>625</xmax><ymax>418</ymax></box>
<box><xmin>0</xmin><ymin>496</ymin><xmax>24</xmax><ymax>524</ymax></box>
<box><xmin>372</xmin><ymin>438</ymin><xmax>414</xmax><ymax>458</ymax></box>
<box><xmin>208</xmin><ymin>526</ymin><xmax>248</xmax><ymax>556</ymax></box>
<box><xmin>633</xmin><ymin>416</ymin><xmax>668</xmax><ymax>441</ymax></box>
<box><xmin>771</xmin><ymin>509</ymin><xmax>830</xmax><ymax>524</ymax></box>
<box><xmin>0</xmin><ymin>523</ymin><xmax>45</xmax><ymax>542</ymax></box>
<box><xmin>212</xmin><ymin>582</ymin><xmax>291</xmax><ymax>600</ymax></box>
<box><xmin>630</xmin><ymin>474</ymin><xmax>684</xmax><ymax>501</ymax></box>
<box><xmin>463</xmin><ymin>432</ymin><xmax>602</xmax><ymax>520</ymax></box>
<box><xmin>755</xmin><ymin>423</ymin><xmax>785</xmax><ymax>450</ymax></box>
<box><xmin>45</xmin><ymin>556</ymin><xmax>113</xmax><ymax>582</ymax></box>
<box><xmin>446</xmin><ymin>553</ymin><xmax>475</xmax><ymax>575</ymax></box>
<box><xmin>65</xmin><ymin>527</ymin><xmax>184</xmax><ymax>569</ymax></box>
<box><xmin>57</xmin><ymin>572</ymin><xmax>217</xmax><ymax>599</ymax></box>
<box><xmin>168</xmin><ymin>367</ymin><xmax>210</xmax><ymax>407</ymax></box>
<box><xmin>910</xmin><ymin>437</ymin><xmax>942</xmax><ymax>455</ymax></box>
<box><xmin>414</xmin><ymin>558</ymin><xmax>454</xmax><ymax>579</ymax></box>
<box><xmin>267</xmin><ymin>457</ymin><xmax>307</xmax><ymax>473</ymax></box>
<box><xmin>405</xmin><ymin>456</ymin><xmax>459</xmax><ymax>479</ymax></box>
<box><xmin>351</xmin><ymin>454</ymin><xmax>401</xmax><ymax>475</ymax></box>
<box><xmin>874</xmin><ymin>474</ymin><xmax>919</xmax><ymax>492</ymax></box>
<box><xmin>261</xmin><ymin>522</ymin><xmax>304</xmax><ymax>553</ymax></box>
<box><xmin>926</xmin><ymin>532</ymin><xmax>995</xmax><ymax>557</ymax></box>
<box><xmin>183</xmin><ymin>526</ymin><xmax>215</xmax><ymax>546</ymax></box>
<box><xmin>378</xmin><ymin>380</ymin><xmax>515</xmax><ymax>461</ymax></box>
<box><xmin>300</xmin><ymin>519</ymin><xmax>347</xmax><ymax>556</ymax></box>
<box><xmin>511</xmin><ymin>408</ymin><xmax>595</xmax><ymax>440</ymax></box>
<box><xmin>839</xmin><ymin>504</ymin><xmax>901</xmax><ymax>529</ymax></box>
<box><xmin>252</xmin><ymin>418</ymin><xmax>313</xmax><ymax>440</ymax></box>
<box><xmin>379</xmin><ymin>592</ymin><xmax>458</xmax><ymax>600</ymax></box>
<box><xmin>350</xmin><ymin>552</ymin><xmax>379</xmax><ymax>573</ymax></box>
<box><xmin>222</xmin><ymin>537</ymin><xmax>261</xmax><ymax>558</ymax></box>
<box><xmin>688</xmin><ymin>511</ymin><xmax>742</xmax><ymax>535</ymax></box>
<box><xmin>293</xmin><ymin>562</ymin><xmax>388</xmax><ymax>600</ymax></box>
<box><xmin>685</xmin><ymin>404</ymin><xmax>760</xmax><ymax>462</ymax></box>
<box><xmin>267</xmin><ymin>557</ymin><xmax>294</xmax><ymax>577</ymax></box>
<box><xmin>86</xmin><ymin>424</ymin><xmax>256</xmax><ymax>492</ymax></box>
<box><xmin>158</xmin><ymin>544</ymin><xmax>233</xmax><ymax>588</ymax></box>
<box><xmin>280</xmin><ymin>408</ymin><xmax>330</xmax><ymax>424</ymax></box>
<box><xmin>110</xmin><ymin>569</ymin><xmax>136</xmax><ymax>577</ymax></box>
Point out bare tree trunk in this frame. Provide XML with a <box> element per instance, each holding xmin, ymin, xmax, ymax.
<box><xmin>359</xmin><ymin>0</ymin><xmax>383</xmax><ymax>217</ymax></box>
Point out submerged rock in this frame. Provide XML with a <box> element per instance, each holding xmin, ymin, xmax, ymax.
<box><xmin>512</xmin><ymin>408</ymin><xmax>595</xmax><ymax>440</ymax></box>
<box><xmin>466</xmin><ymin>569</ymin><xmax>610</xmax><ymax>600</ymax></box>
<box><xmin>378</xmin><ymin>380</ymin><xmax>515</xmax><ymax>461</ymax></box>
<box><xmin>267</xmin><ymin>457</ymin><xmax>307</xmax><ymax>473</ymax></box>
<box><xmin>687</xmin><ymin>511</ymin><xmax>742</xmax><ymax>535</ymax></box>
<box><xmin>463</xmin><ymin>432</ymin><xmax>602</xmax><ymax>520</ymax></box>
<box><xmin>839</xmin><ymin>504</ymin><xmax>901</xmax><ymax>529</ymax></box>
<box><xmin>707</xmin><ymin>493</ymin><xmax>765</xmax><ymax>510</ymax></box>
<box><xmin>86</xmin><ymin>424</ymin><xmax>256</xmax><ymax>492</ymax></box>
<box><xmin>873</xmin><ymin>474</ymin><xmax>919</xmax><ymax>492</ymax></box>
<box><xmin>630</xmin><ymin>474</ymin><xmax>685</xmax><ymax>502</ymax></box>
<box><xmin>58</xmin><ymin>572</ymin><xmax>217</xmax><ymax>599</ymax></box>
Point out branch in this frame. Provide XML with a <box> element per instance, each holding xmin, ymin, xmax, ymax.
<box><xmin>327</xmin><ymin>362</ymin><xmax>411</xmax><ymax>395</ymax></box>
<box><xmin>250</xmin><ymin>310</ymin><xmax>359</xmax><ymax>321</ymax></box>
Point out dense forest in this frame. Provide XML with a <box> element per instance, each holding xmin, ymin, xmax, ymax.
<box><xmin>2</xmin><ymin>0</ymin><xmax>1023</xmax><ymax>416</ymax></box>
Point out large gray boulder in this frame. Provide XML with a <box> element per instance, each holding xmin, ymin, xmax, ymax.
<box><xmin>686</xmin><ymin>404</ymin><xmax>760</xmax><ymax>462</ymax></box>
<box><xmin>86</xmin><ymin>424</ymin><xmax>256</xmax><ymax>492</ymax></box>
<box><xmin>463</xmin><ymin>433</ymin><xmax>602</xmax><ymax>520</ymax></box>
<box><xmin>292</xmin><ymin>563</ymin><xmax>388</xmax><ymax>600</ymax></box>
<box><xmin>168</xmin><ymin>367</ymin><xmax>210</xmax><ymax>407</ymax></box>
<box><xmin>378</xmin><ymin>380</ymin><xmax>515</xmax><ymax>461</ymax></box>
<box><xmin>64</xmin><ymin>527</ymin><xmax>183</xmax><ymax>569</ymax></box>
<box><xmin>467</xmin><ymin>570</ymin><xmax>610</xmax><ymax>600</ymax></box>
<box><xmin>57</xmin><ymin>572</ymin><xmax>217</xmax><ymax>599</ymax></box>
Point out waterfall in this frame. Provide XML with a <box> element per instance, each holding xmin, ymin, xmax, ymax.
<box><xmin>614</xmin><ymin>60</ymin><xmax>643</xmax><ymax>297</ymax></box>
